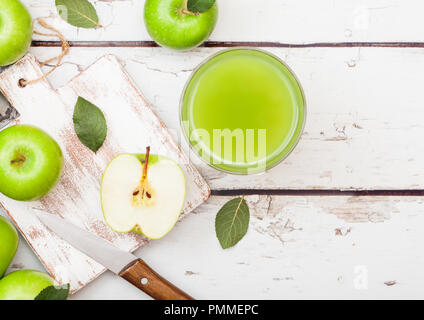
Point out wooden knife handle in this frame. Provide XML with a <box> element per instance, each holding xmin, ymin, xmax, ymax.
<box><xmin>119</xmin><ymin>259</ymin><xmax>194</xmax><ymax>300</ymax></box>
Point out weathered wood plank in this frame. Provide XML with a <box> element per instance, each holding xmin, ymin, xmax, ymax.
<box><xmin>4</xmin><ymin>194</ymin><xmax>423</xmax><ymax>299</ymax></box>
<box><xmin>23</xmin><ymin>0</ymin><xmax>424</xmax><ymax>43</ymax></box>
<box><xmin>71</xmin><ymin>194</ymin><xmax>424</xmax><ymax>299</ymax></box>
<box><xmin>27</xmin><ymin>46</ymin><xmax>424</xmax><ymax>190</ymax></box>
<box><xmin>31</xmin><ymin>41</ymin><xmax>424</xmax><ymax>49</ymax></box>
<box><xmin>0</xmin><ymin>54</ymin><xmax>209</xmax><ymax>293</ymax></box>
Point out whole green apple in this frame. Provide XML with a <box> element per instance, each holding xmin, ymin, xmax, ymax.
<box><xmin>0</xmin><ymin>270</ymin><xmax>54</xmax><ymax>300</ymax></box>
<box><xmin>144</xmin><ymin>0</ymin><xmax>218</xmax><ymax>51</ymax></box>
<box><xmin>0</xmin><ymin>216</ymin><xmax>19</xmax><ymax>277</ymax></box>
<box><xmin>0</xmin><ymin>125</ymin><xmax>64</xmax><ymax>201</ymax></box>
<box><xmin>0</xmin><ymin>0</ymin><xmax>33</xmax><ymax>66</ymax></box>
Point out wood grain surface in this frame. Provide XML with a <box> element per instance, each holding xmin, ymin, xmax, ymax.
<box><xmin>24</xmin><ymin>46</ymin><xmax>424</xmax><ymax>191</ymax></box>
<box><xmin>2</xmin><ymin>194</ymin><xmax>423</xmax><ymax>299</ymax></box>
<box><xmin>0</xmin><ymin>0</ymin><xmax>423</xmax><ymax>300</ymax></box>
<box><xmin>23</xmin><ymin>0</ymin><xmax>424</xmax><ymax>43</ymax></box>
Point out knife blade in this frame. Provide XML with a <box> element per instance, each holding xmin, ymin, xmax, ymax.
<box><xmin>0</xmin><ymin>66</ymin><xmax>20</xmax><ymax>130</ymax></box>
<box><xmin>0</xmin><ymin>96</ymin><xmax>19</xmax><ymax>130</ymax></box>
<box><xmin>34</xmin><ymin>209</ymin><xmax>194</xmax><ymax>300</ymax></box>
<box><xmin>35</xmin><ymin>209</ymin><xmax>136</xmax><ymax>274</ymax></box>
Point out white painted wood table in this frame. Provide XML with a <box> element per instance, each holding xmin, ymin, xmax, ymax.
<box><xmin>2</xmin><ymin>0</ymin><xmax>424</xmax><ymax>299</ymax></box>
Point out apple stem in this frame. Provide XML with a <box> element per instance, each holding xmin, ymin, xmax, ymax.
<box><xmin>177</xmin><ymin>0</ymin><xmax>200</xmax><ymax>17</ymax></box>
<box><xmin>140</xmin><ymin>146</ymin><xmax>151</xmax><ymax>199</ymax></box>
<box><xmin>10</xmin><ymin>154</ymin><xmax>26</xmax><ymax>167</ymax></box>
<box><xmin>132</xmin><ymin>147</ymin><xmax>153</xmax><ymax>204</ymax></box>
<box><xmin>142</xmin><ymin>146</ymin><xmax>150</xmax><ymax>182</ymax></box>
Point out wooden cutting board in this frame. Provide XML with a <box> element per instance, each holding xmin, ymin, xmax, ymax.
<box><xmin>0</xmin><ymin>54</ymin><xmax>210</xmax><ymax>293</ymax></box>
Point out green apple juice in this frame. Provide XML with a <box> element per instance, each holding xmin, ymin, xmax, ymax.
<box><xmin>180</xmin><ymin>49</ymin><xmax>306</xmax><ymax>174</ymax></box>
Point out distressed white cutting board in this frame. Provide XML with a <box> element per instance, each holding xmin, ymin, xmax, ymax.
<box><xmin>0</xmin><ymin>54</ymin><xmax>210</xmax><ymax>293</ymax></box>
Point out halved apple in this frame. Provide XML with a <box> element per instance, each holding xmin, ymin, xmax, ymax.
<box><xmin>101</xmin><ymin>150</ymin><xmax>186</xmax><ymax>239</ymax></box>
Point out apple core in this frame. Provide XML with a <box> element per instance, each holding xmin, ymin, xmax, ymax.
<box><xmin>101</xmin><ymin>153</ymin><xmax>186</xmax><ymax>239</ymax></box>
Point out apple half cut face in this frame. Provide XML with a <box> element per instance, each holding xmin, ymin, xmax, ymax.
<box><xmin>101</xmin><ymin>153</ymin><xmax>186</xmax><ymax>239</ymax></box>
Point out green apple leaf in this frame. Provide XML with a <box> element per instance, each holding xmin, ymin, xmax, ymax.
<box><xmin>73</xmin><ymin>96</ymin><xmax>107</xmax><ymax>152</ymax></box>
<box><xmin>35</xmin><ymin>284</ymin><xmax>70</xmax><ymax>300</ymax></box>
<box><xmin>215</xmin><ymin>197</ymin><xmax>250</xmax><ymax>249</ymax></box>
<box><xmin>187</xmin><ymin>0</ymin><xmax>216</xmax><ymax>13</ymax></box>
<box><xmin>55</xmin><ymin>0</ymin><xmax>100</xmax><ymax>29</ymax></box>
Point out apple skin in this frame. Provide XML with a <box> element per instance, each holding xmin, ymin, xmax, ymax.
<box><xmin>0</xmin><ymin>125</ymin><xmax>64</xmax><ymax>201</ymax></box>
<box><xmin>0</xmin><ymin>216</ymin><xmax>19</xmax><ymax>278</ymax></box>
<box><xmin>0</xmin><ymin>0</ymin><xmax>33</xmax><ymax>66</ymax></box>
<box><xmin>101</xmin><ymin>153</ymin><xmax>186</xmax><ymax>240</ymax></box>
<box><xmin>0</xmin><ymin>270</ymin><xmax>54</xmax><ymax>300</ymax></box>
<box><xmin>144</xmin><ymin>0</ymin><xmax>218</xmax><ymax>51</ymax></box>
<box><xmin>132</xmin><ymin>153</ymin><xmax>186</xmax><ymax>240</ymax></box>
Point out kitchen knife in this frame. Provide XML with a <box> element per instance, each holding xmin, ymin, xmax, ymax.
<box><xmin>35</xmin><ymin>209</ymin><xmax>194</xmax><ymax>300</ymax></box>
<box><xmin>0</xmin><ymin>67</ymin><xmax>19</xmax><ymax>130</ymax></box>
<box><xmin>0</xmin><ymin>66</ymin><xmax>18</xmax><ymax>130</ymax></box>
<box><xmin>0</xmin><ymin>94</ymin><xmax>19</xmax><ymax>130</ymax></box>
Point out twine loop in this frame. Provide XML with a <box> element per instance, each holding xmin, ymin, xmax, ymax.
<box><xmin>19</xmin><ymin>18</ymin><xmax>70</xmax><ymax>88</ymax></box>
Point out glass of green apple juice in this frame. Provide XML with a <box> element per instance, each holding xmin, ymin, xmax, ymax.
<box><xmin>180</xmin><ymin>48</ymin><xmax>306</xmax><ymax>174</ymax></box>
